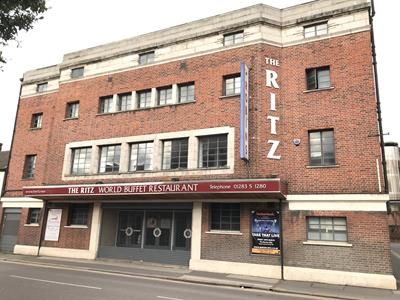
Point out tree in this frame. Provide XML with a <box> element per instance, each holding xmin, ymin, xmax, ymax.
<box><xmin>0</xmin><ymin>0</ymin><xmax>47</xmax><ymax>65</ymax></box>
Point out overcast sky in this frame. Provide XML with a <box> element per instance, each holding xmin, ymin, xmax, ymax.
<box><xmin>0</xmin><ymin>0</ymin><xmax>398</xmax><ymax>151</ymax></box>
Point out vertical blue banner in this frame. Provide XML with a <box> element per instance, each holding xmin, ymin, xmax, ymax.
<box><xmin>240</xmin><ymin>63</ymin><xmax>249</xmax><ymax>160</ymax></box>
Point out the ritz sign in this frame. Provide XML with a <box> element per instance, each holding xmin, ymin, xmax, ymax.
<box><xmin>265</xmin><ymin>57</ymin><xmax>281</xmax><ymax>160</ymax></box>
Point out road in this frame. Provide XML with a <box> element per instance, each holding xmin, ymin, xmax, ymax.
<box><xmin>0</xmin><ymin>260</ymin><xmax>327</xmax><ymax>300</ymax></box>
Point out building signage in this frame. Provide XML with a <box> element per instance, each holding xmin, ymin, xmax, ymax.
<box><xmin>23</xmin><ymin>179</ymin><xmax>286</xmax><ymax>197</ymax></box>
<box><xmin>251</xmin><ymin>211</ymin><xmax>280</xmax><ymax>255</ymax></box>
<box><xmin>265</xmin><ymin>57</ymin><xmax>281</xmax><ymax>160</ymax></box>
<box><xmin>44</xmin><ymin>208</ymin><xmax>62</xmax><ymax>241</ymax></box>
<box><xmin>240</xmin><ymin>62</ymin><xmax>249</xmax><ymax>160</ymax></box>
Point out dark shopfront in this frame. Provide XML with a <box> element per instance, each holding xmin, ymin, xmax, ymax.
<box><xmin>98</xmin><ymin>203</ymin><xmax>192</xmax><ymax>265</ymax></box>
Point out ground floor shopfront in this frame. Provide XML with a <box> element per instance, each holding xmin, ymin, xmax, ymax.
<box><xmin>0</xmin><ymin>179</ymin><xmax>397</xmax><ymax>289</ymax></box>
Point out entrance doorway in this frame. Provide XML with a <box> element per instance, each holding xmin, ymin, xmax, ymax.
<box><xmin>0</xmin><ymin>208</ymin><xmax>21</xmax><ymax>253</ymax></box>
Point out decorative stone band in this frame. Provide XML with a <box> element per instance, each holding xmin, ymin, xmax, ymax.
<box><xmin>1</xmin><ymin>197</ymin><xmax>43</xmax><ymax>208</ymax></box>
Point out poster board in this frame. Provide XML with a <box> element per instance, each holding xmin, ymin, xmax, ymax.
<box><xmin>44</xmin><ymin>208</ymin><xmax>62</xmax><ymax>241</ymax></box>
<box><xmin>251</xmin><ymin>211</ymin><xmax>280</xmax><ymax>255</ymax></box>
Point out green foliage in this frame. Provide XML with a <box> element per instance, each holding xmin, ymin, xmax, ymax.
<box><xmin>0</xmin><ymin>0</ymin><xmax>47</xmax><ymax>64</ymax></box>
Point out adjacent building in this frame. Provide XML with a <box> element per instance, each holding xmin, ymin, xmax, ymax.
<box><xmin>386</xmin><ymin>142</ymin><xmax>400</xmax><ymax>240</ymax></box>
<box><xmin>0</xmin><ymin>0</ymin><xmax>396</xmax><ymax>289</ymax></box>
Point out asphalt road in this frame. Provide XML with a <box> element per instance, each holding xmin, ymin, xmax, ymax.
<box><xmin>0</xmin><ymin>260</ymin><xmax>326</xmax><ymax>300</ymax></box>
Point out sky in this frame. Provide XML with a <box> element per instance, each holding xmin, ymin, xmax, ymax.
<box><xmin>0</xmin><ymin>0</ymin><xmax>398</xmax><ymax>151</ymax></box>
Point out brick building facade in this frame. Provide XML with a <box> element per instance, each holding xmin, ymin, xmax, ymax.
<box><xmin>0</xmin><ymin>0</ymin><xmax>396</xmax><ymax>289</ymax></box>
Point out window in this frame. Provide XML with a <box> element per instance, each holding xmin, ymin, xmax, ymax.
<box><xmin>162</xmin><ymin>138</ymin><xmax>188</xmax><ymax>170</ymax></box>
<box><xmin>306</xmin><ymin>66</ymin><xmax>330</xmax><ymax>90</ymax></box>
<box><xmin>304</xmin><ymin>23</ymin><xmax>328</xmax><ymax>38</ymax></box>
<box><xmin>66</xmin><ymin>101</ymin><xmax>79</xmax><ymax>118</ymax></box>
<box><xmin>68</xmin><ymin>204</ymin><xmax>89</xmax><ymax>226</ymax></box>
<box><xmin>23</xmin><ymin>155</ymin><xmax>36</xmax><ymax>179</ymax></box>
<box><xmin>157</xmin><ymin>86</ymin><xmax>173</xmax><ymax>106</ymax></box>
<box><xmin>309</xmin><ymin>129</ymin><xmax>335</xmax><ymax>166</ymax></box>
<box><xmin>99</xmin><ymin>96</ymin><xmax>113</xmax><ymax>113</ymax></box>
<box><xmin>31</xmin><ymin>113</ymin><xmax>43</xmax><ymax>129</ymax></box>
<box><xmin>211</xmin><ymin>203</ymin><xmax>240</xmax><ymax>231</ymax></box>
<box><xmin>71</xmin><ymin>67</ymin><xmax>84</xmax><ymax>78</ymax></box>
<box><xmin>223</xmin><ymin>31</ymin><xmax>244</xmax><ymax>46</ymax></box>
<box><xmin>130</xmin><ymin>142</ymin><xmax>153</xmax><ymax>171</ymax></box>
<box><xmin>36</xmin><ymin>82</ymin><xmax>48</xmax><ymax>93</ymax></box>
<box><xmin>307</xmin><ymin>217</ymin><xmax>347</xmax><ymax>241</ymax></box>
<box><xmin>117</xmin><ymin>93</ymin><xmax>131</xmax><ymax>111</ymax></box>
<box><xmin>139</xmin><ymin>51</ymin><xmax>155</xmax><ymax>65</ymax></box>
<box><xmin>137</xmin><ymin>90</ymin><xmax>152</xmax><ymax>108</ymax></box>
<box><xmin>99</xmin><ymin>145</ymin><xmax>121</xmax><ymax>173</ymax></box>
<box><xmin>71</xmin><ymin>147</ymin><xmax>92</xmax><ymax>175</ymax></box>
<box><xmin>178</xmin><ymin>82</ymin><xmax>195</xmax><ymax>103</ymax></box>
<box><xmin>199</xmin><ymin>135</ymin><xmax>228</xmax><ymax>168</ymax></box>
<box><xmin>27</xmin><ymin>208</ymin><xmax>41</xmax><ymax>224</ymax></box>
<box><xmin>223</xmin><ymin>74</ymin><xmax>241</xmax><ymax>96</ymax></box>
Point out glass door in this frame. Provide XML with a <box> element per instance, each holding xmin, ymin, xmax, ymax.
<box><xmin>116</xmin><ymin>211</ymin><xmax>143</xmax><ymax>248</ymax></box>
<box><xmin>145</xmin><ymin>211</ymin><xmax>172</xmax><ymax>249</ymax></box>
<box><xmin>174</xmin><ymin>211</ymin><xmax>192</xmax><ymax>251</ymax></box>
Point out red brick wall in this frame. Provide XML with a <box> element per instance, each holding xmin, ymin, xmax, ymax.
<box><xmin>16</xmin><ymin>208</ymin><xmax>41</xmax><ymax>246</ymax></box>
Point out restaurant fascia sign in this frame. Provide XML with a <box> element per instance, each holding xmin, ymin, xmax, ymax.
<box><xmin>23</xmin><ymin>179</ymin><xmax>286</xmax><ymax>197</ymax></box>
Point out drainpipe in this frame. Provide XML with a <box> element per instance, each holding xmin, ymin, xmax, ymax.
<box><xmin>279</xmin><ymin>199</ymin><xmax>284</xmax><ymax>280</ymax></box>
<box><xmin>369</xmin><ymin>0</ymin><xmax>388</xmax><ymax>194</ymax></box>
<box><xmin>37</xmin><ymin>200</ymin><xmax>47</xmax><ymax>256</ymax></box>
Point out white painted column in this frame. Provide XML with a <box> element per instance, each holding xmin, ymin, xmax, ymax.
<box><xmin>152</xmin><ymin>139</ymin><xmax>162</xmax><ymax>171</ymax></box>
<box><xmin>172</xmin><ymin>84</ymin><xmax>178</xmax><ymax>104</ymax></box>
<box><xmin>188</xmin><ymin>136</ymin><xmax>198</xmax><ymax>169</ymax></box>
<box><xmin>112</xmin><ymin>94</ymin><xmax>118</xmax><ymax>112</ymax></box>
<box><xmin>150</xmin><ymin>87</ymin><xmax>157</xmax><ymax>107</ymax></box>
<box><xmin>89</xmin><ymin>202</ymin><xmax>102</xmax><ymax>259</ymax></box>
<box><xmin>131</xmin><ymin>91</ymin><xmax>137</xmax><ymax>110</ymax></box>
<box><xmin>90</xmin><ymin>145</ymin><xmax>100</xmax><ymax>174</ymax></box>
<box><xmin>119</xmin><ymin>143</ymin><xmax>130</xmax><ymax>173</ymax></box>
<box><xmin>190</xmin><ymin>201</ymin><xmax>202</xmax><ymax>261</ymax></box>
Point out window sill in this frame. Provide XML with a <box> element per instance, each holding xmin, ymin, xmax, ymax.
<box><xmin>303</xmin><ymin>87</ymin><xmax>334</xmax><ymax>93</ymax></box>
<box><xmin>306</xmin><ymin>164</ymin><xmax>339</xmax><ymax>169</ymax></box>
<box><xmin>206</xmin><ymin>230</ymin><xmax>243</xmax><ymax>235</ymax></box>
<box><xmin>29</xmin><ymin>127</ymin><xmax>42</xmax><ymax>131</ymax></box>
<box><xmin>21</xmin><ymin>178</ymin><xmax>35</xmax><ymax>181</ymax></box>
<box><xmin>64</xmin><ymin>225</ymin><xmax>88</xmax><ymax>229</ymax></box>
<box><xmin>303</xmin><ymin>240</ymin><xmax>352</xmax><ymax>247</ymax></box>
<box><xmin>219</xmin><ymin>94</ymin><xmax>240</xmax><ymax>100</ymax></box>
<box><xmin>63</xmin><ymin>117</ymin><xmax>79</xmax><ymax>121</ymax></box>
<box><xmin>24</xmin><ymin>223</ymin><xmax>40</xmax><ymax>227</ymax></box>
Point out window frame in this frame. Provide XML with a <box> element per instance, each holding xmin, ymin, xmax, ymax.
<box><xmin>99</xmin><ymin>96</ymin><xmax>114</xmax><ymax>114</ymax></box>
<box><xmin>99</xmin><ymin>144</ymin><xmax>121</xmax><ymax>173</ymax></box>
<box><xmin>223</xmin><ymin>74</ymin><xmax>241</xmax><ymax>96</ymax></box>
<box><xmin>31</xmin><ymin>113</ymin><xmax>43</xmax><ymax>129</ymax></box>
<box><xmin>70</xmin><ymin>67</ymin><xmax>84</xmax><ymax>79</ymax></box>
<box><xmin>308</xmin><ymin>129</ymin><xmax>335</xmax><ymax>166</ymax></box>
<box><xmin>137</xmin><ymin>90</ymin><xmax>152</xmax><ymax>109</ymax></box>
<box><xmin>71</xmin><ymin>147</ymin><xmax>92</xmax><ymax>175</ymax></box>
<box><xmin>157</xmin><ymin>86</ymin><xmax>173</xmax><ymax>106</ymax></box>
<box><xmin>138</xmin><ymin>51</ymin><xmax>155</xmax><ymax>65</ymax></box>
<box><xmin>198</xmin><ymin>134</ymin><xmax>228</xmax><ymax>169</ymax></box>
<box><xmin>117</xmin><ymin>93</ymin><xmax>132</xmax><ymax>112</ymax></box>
<box><xmin>22</xmin><ymin>154</ymin><xmax>37</xmax><ymax>179</ymax></box>
<box><xmin>178</xmin><ymin>82</ymin><xmax>195</xmax><ymax>103</ymax></box>
<box><xmin>26</xmin><ymin>208</ymin><xmax>41</xmax><ymax>224</ymax></box>
<box><xmin>162</xmin><ymin>138</ymin><xmax>189</xmax><ymax>170</ymax></box>
<box><xmin>36</xmin><ymin>82</ymin><xmax>48</xmax><ymax>93</ymax></box>
<box><xmin>306</xmin><ymin>66</ymin><xmax>331</xmax><ymax>90</ymax></box>
<box><xmin>129</xmin><ymin>141</ymin><xmax>153</xmax><ymax>171</ymax></box>
<box><xmin>66</xmin><ymin>101</ymin><xmax>79</xmax><ymax>119</ymax></box>
<box><xmin>210</xmin><ymin>203</ymin><xmax>240</xmax><ymax>231</ymax></box>
<box><xmin>304</xmin><ymin>22</ymin><xmax>328</xmax><ymax>38</ymax></box>
<box><xmin>306</xmin><ymin>216</ymin><xmax>347</xmax><ymax>242</ymax></box>
<box><xmin>68</xmin><ymin>204</ymin><xmax>89</xmax><ymax>226</ymax></box>
<box><xmin>223</xmin><ymin>31</ymin><xmax>244</xmax><ymax>46</ymax></box>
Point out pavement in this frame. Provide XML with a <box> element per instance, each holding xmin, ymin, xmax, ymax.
<box><xmin>0</xmin><ymin>252</ymin><xmax>399</xmax><ymax>300</ymax></box>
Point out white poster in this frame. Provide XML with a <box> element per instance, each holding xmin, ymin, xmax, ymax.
<box><xmin>44</xmin><ymin>209</ymin><xmax>62</xmax><ymax>241</ymax></box>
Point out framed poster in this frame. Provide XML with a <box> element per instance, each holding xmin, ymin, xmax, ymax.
<box><xmin>44</xmin><ymin>208</ymin><xmax>62</xmax><ymax>241</ymax></box>
<box><xmin>251</xmin><ymin>211</ymin><xmax>280</xmax><ymax>255</ymax></box>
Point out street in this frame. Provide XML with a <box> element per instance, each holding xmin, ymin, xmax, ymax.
<box><xmin>0</xmin><ymin>260</ymin><xmax>326</xmax><ymax>300</ymax></box>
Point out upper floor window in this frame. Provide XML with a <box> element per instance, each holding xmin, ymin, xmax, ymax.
<box><xmin>68</xmin><ymin>204</ymin><xmax>89</xmax><ymax>226</ymax></box>
<box><xmin>130</xmin><ymin>142</ymin><xmax>153</xmax><ymax>171</ymax></box>
<box><xmin>139</xmin><ymin>51</ymin><xmax>155</xmax><ymax>65</ymax></box>
<box><xmin>307</xmin><ymin>217</ymin><xmax>347</xmax><ymax>242</ymax></box>
<box><xmin>99</xmin><ymin>96</ymin><xmax>113</xmax><ymax>113</ymax></box>
<box><xmin>223</xmin><ymin>74</ymin><xmax>241</xmax><ymax>96</ymax></box>
<box><xmin>306</xmin><ymin>66</ymin><xmax>330</xmax><ymax>90</ymax></box>
<box><xmin>162</xmin><ymin>138</ymin><xmax>188</xmax><ymax>170</ymax></box>
<box><xmin>137</xmin><ymin>90</ymin><xmax>152</xmax><ymax>108</ymax></box>
<box><xmin>178</xmin><ymin>82</ymin><xmax>195</xmax><ymax>103</ymax></box>
<box><xmin>66</xmin><ymin>101</ymin><xmax>79</xmax><ymax>119</ymax></box>
<box><xmin>27</xmin><ymin>208</ymin><xmax>41</xmax><ymax>224</ymax></box>
<box><xmin>71</xmin><ymin>67</ymin><xmax>84</xmax><ymax>79</ymax></box>
<box><xmin>31</xmin><ymin>113</ymin><xmax>43</xmax><ymax>129</ymax></box>
<box><xmin>71</xmin><ymin>147</ymin><xmax>92</xmax><ymax>175</ymax></box>
<box><xmin>36</xmin><ymin>82</ymin><xmax>48</xmax><ymax>93</ymax></box>
<box><xmin>99</xmin><ymin>144</ymin><xmax>121</xmax><ymax>173</ymax></box>
<box><xmin>223</xmin><ymin>31</ymin><xmax>244</xmax><ymax>46</ymax></box>
<box><xmin>304</xmin><ymin>22</ymin><xmax>328</xmax><ymax>38</ymax></box>
<box><xmin>199</xmin><ymin>135</ymin><xmax>228</xmax><ymax>168</ymax></box>
<box><xmin>158</xmin><ymin>86</ymin><xmax>173</xmax><ymax>106</ymax></box>
<box><xmin>23</xmin><ymin>154</ymin><xmax>37</xmax><ymax>179</ymax></box>
<box><xmin>211</xmin><ymin>203</ymin><xmax>240</xmax><ymax>231</ymax></box>
<box><xmin>309</xmin><ymin>129</ymin><xmax>335</xmax><ymax>166</ymax></box>
<box><xmin>117</xmin><ymin>93</ymin><xmax>131</xmax><ymax>112</ymax></box>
